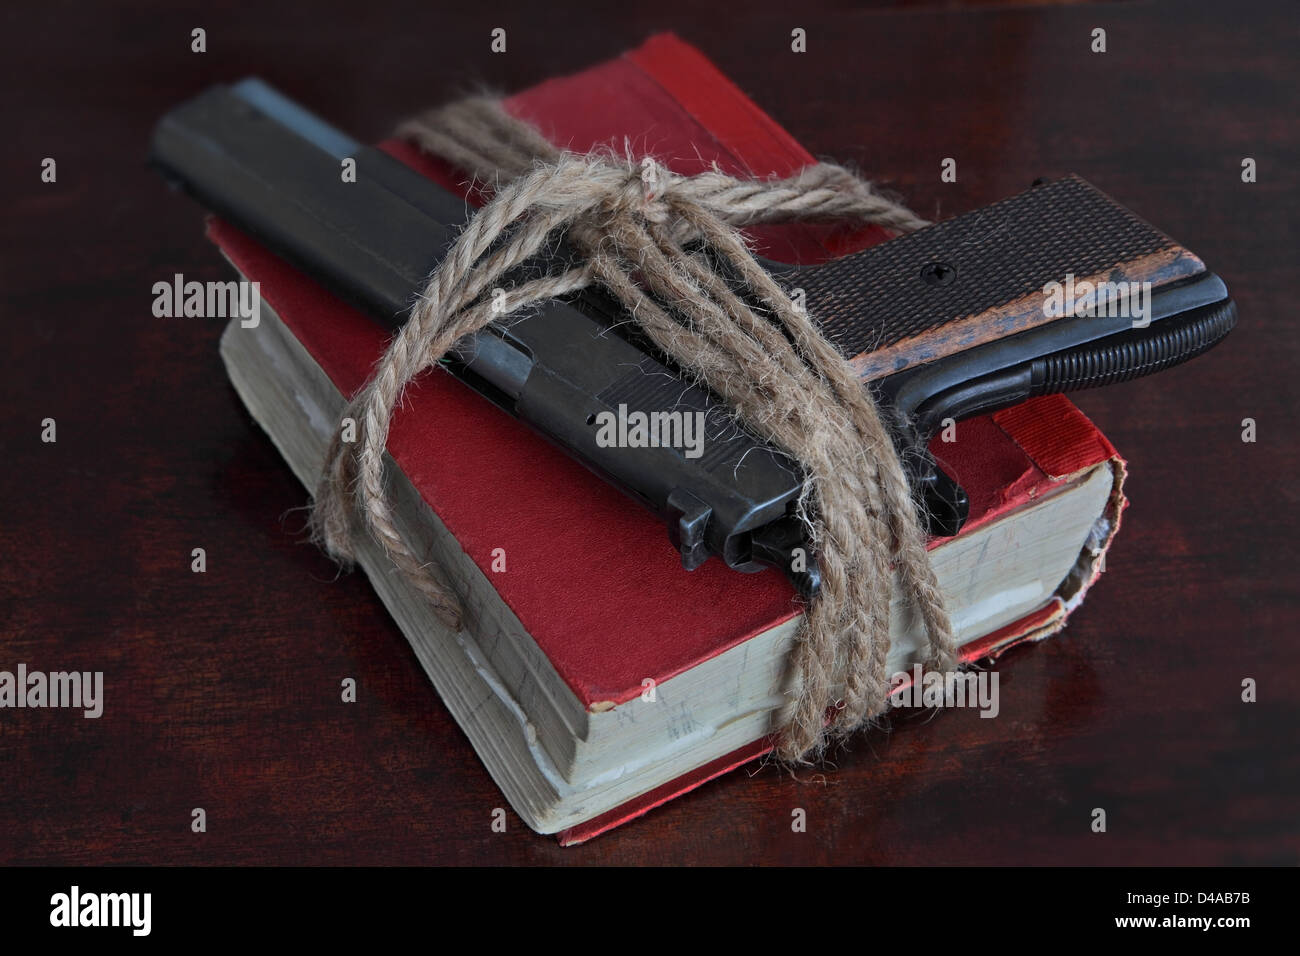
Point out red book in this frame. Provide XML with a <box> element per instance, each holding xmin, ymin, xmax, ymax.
<box><xmin>211</xmin><ymin>33</ymin><xmax>1126</xmax><ymax>844</ymax></box>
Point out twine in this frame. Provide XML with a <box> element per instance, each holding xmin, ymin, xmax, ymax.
<box><xmin>310</xmin><ymin>96</ymin><xmax>958</xmax><ymax>762</ymax></box>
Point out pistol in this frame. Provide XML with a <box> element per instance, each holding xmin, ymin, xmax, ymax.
<box><xmin>150</xmin><ymin>79</ymin><xmax>1236</xmax><ymax>597</ymax></box>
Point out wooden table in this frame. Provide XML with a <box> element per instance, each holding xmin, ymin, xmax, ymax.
<box><xmin>2</xmin><ymin>0</ymin><xmax>1295</xmax><ymax>865</ymax></box>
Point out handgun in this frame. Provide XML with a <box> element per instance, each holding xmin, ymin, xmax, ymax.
<box><xmin>149</xmin><ymin>79</ymin><xmax>1236</xmax><ymax>598</ymax></box>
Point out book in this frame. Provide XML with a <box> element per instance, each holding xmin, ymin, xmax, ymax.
<box><xmin>209</xmin><ymin>33</ymin><xmax>1126</xmax><ymax>843</ymax></box>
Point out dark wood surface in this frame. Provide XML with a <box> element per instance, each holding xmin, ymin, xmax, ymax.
<box><xmin>1</xmin><ymin>0</ymin><xmax>1296</xmax><ymax>866</ymax></box>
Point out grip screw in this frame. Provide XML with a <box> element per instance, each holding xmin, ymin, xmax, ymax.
<box><xmin>920</xmin><ymin>261</ymin><xmax>956</xmax><ymax>286</ymax></box>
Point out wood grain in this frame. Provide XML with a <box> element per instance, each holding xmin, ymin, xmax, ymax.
<box><xmin>0</xmin><ymin>0</ymin><xmax>1296</xmax><ymax>865</ymax></box>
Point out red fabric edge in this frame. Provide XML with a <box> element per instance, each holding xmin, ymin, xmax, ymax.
<box><xmin>992</xmin><ymin>393</ymin><xmax>1121</xmax><ymax>481</ymax></box>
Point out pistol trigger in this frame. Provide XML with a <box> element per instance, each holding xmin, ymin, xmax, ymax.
<box><xmin>918</xmin><ymin>464</ymin><xmax>970</xmax><ymax>538</ymax></box>
<box><xmin>881</xmin><ymin>404</ymin><xmax>971</xmax><ymax>538</ymax></box>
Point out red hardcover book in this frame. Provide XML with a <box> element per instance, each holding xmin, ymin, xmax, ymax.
<box><xmin>210</xmin><ymin>33</ymin><xmax>1126</xmax><ymax>843</ymax></box>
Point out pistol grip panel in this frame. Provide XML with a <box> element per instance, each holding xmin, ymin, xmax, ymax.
<box><xmin>783</xmin><ymin>176</ymin><xmax>1206</xmax><ymax>382</ymax></box>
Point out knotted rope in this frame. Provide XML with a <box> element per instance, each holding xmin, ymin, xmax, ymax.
<box><xmin>310</xmin><ymin>96</ymin><xmax>958</xmax><ymax>762</ymax></box>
